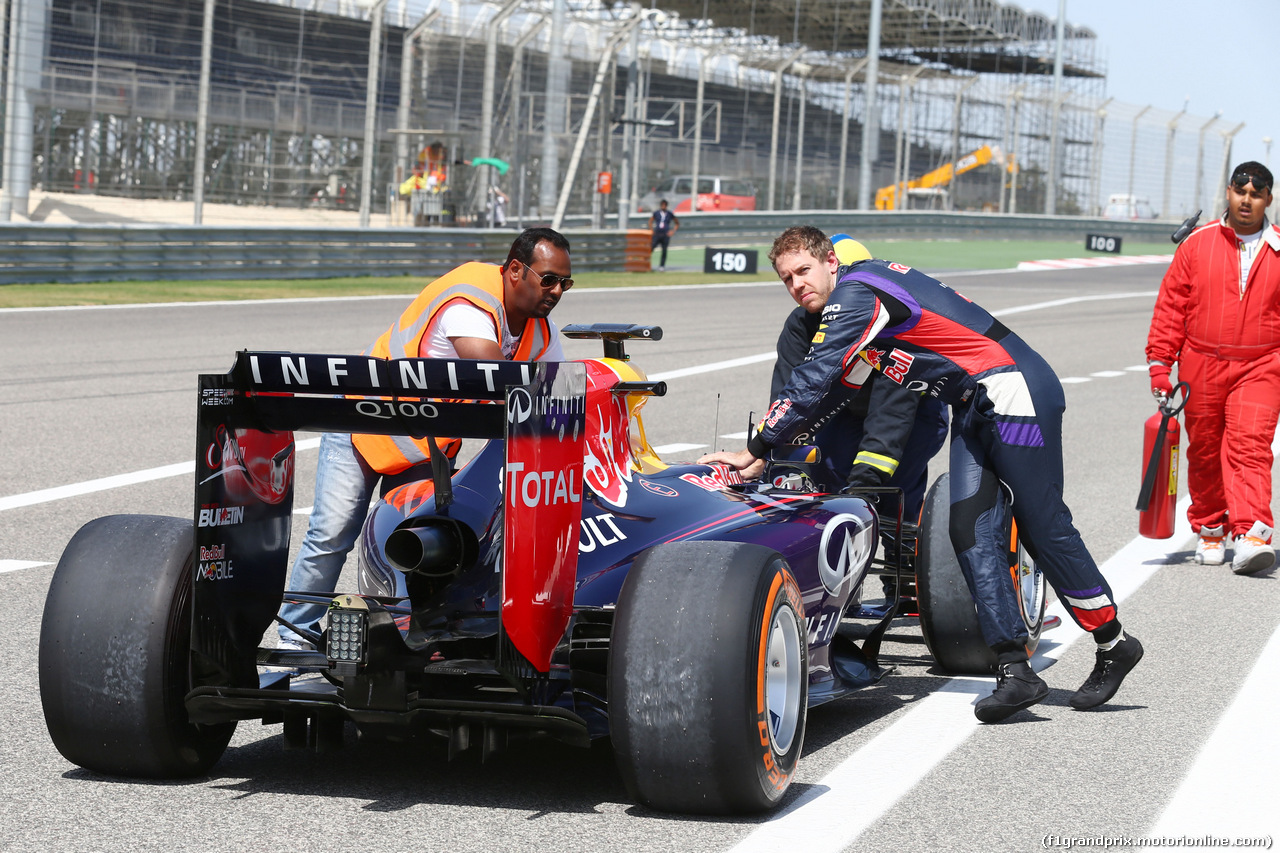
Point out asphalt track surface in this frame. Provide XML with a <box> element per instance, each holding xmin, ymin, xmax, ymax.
<box><xmin>2</xmin><ymin>265</ymin><xmax>1278</xmax><ymax>853</ymax></box>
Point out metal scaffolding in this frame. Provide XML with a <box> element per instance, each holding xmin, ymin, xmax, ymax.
<box><xmin>0</xmin><ymin>0</ymin><xmax>1249</xmax><ymax>225</ymax></box>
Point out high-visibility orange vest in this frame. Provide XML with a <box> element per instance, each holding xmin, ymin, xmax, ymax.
<box><xmin>352</xmin><ymin>262</ymin><xmax>555</xmax><ymax>474</ymax></box>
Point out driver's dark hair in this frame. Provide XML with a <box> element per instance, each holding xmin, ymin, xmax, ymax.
<box><xmin>769</xmin><ymin>225</ymin><xmax>833</xmax><ymax>270</ymax></box>
<box><xmin>504</xmin><ymin>228</ymin><xmax>570</xmax><ymax>270</ymax></box>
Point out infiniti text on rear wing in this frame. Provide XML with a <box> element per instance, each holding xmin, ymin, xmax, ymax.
<box><xmin>192</xmin><ymin>351</ymin><xmax>586</xmax><ymax>688</ymax></box>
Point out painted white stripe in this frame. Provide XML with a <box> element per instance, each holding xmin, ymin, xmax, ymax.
<box><xmin>0</xmin><ymin>291</ymin><xmax>1161</xmax><ymax>512</ymax></box>
<box><xmin>1060</xmin><ymin>377</ymin><xmax>1092</xmax><ymax>384</ymax></box>
<box><xmin>651</xmin><ymin>443</ymin><xmax>707</xmax><ymax>454</ymax></box>
<box><xmin>648</xmin><ymin>352</ymin><xmax>777</xmax><ymax>381</ymax></box>
<box><xmin>1090</xmin><ymin>370</ymin><xmax>1127</xmax><ymax>378</ymax></box>
<box><xmin>989</xmin><ymin>290</ymin><xmax>1157</xmax><ymax>317</ymax></box>
<box><xmin>0</xmin><ymin>437</ymin><xmax>322</xmax><ymax>513</ymax></box>
<box><xmin>0</xmin><ymin>560</ymin><xmax>51</xmax><ymax>573</ymax></box>
<box><xmin>0</xmin><ymin>460</ymin><xmax>196</xmax><ymax>511</ymax></box>
<box><xmin>720</xmin><ymin>431</ymin><xmax>750</xmax><ymax>440</ymax></box>
<box><xmin>1148</xmin><ymin>622</ymin><xmax>1280</xmax><ymax>841</ymax></box>
<box><xmin>1125</xmin><ymin>365</ymin><xmax>1149</xmax><ymax>371</ymax></box>
<box><xmin>1016</xmin><ymin>256</ymin><xmax>1172</xmax><ymax>271</ymax></box>
<box><xmin>730</xmin><ymin>499</ymin><xmax>1190</xmax><ymax>853</ymax></box>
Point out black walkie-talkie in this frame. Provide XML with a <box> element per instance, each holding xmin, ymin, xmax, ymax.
<box><xmin>1172</xmin><ymin>210</ymin><xmax>1202</xmax><ymax>244</ymax></box>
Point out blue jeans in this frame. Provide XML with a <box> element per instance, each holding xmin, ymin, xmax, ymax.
<box><xmin>277</xmin><ymin>432</ymin><xmax>379</xmax><ymax>644</ymax></box>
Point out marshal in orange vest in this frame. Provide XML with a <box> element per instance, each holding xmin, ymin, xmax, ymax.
<box><xmin>352</xmin><ymin>262</ymin><xmax>555</xmax><ymax>474</ymax></box>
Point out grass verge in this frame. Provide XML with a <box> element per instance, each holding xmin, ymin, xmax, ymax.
<box><xmin>0</xmin><ymin>239</ymin><xmax>1173</xmax><ymax>309</ymax></box>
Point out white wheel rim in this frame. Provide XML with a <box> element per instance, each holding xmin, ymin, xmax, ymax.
<box><xmin>765</xmin><ymin>603</ymin><xmax>803</xmax><ymax>756</ymax></box>
<box><xmin>1016</xmin><ymin>545</ymin><xmax>1045</xmax><ymax>630</ymax></box>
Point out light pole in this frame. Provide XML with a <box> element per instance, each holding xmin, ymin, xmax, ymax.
<box><xmin>836</xmin><ymin>58</ymin><xmax>869</xmax><ymax>210</ymax></box>
<box><xmin>1088</xmin><ymin>97</ymin><xmax>1112</xmax><ymax>216</ymax></box>
<box><xmin>767</xmin><ymin>48</ymin><xmax>806</xmax><ymax>211</ymax></box>
<box><xmin>1162</xmin><ymin>98</ymin><xmax>1188</xmax><ymax>220</ymax></box>
<box><xmin>192</xmin><ymin>0</ymin><xmax>216</xmax><ymax>224</ymax></box>
<box><xmin>1214</xmin><ymin>121</ymin><xmax>1246</xmax><ymax>208</ymax></box>
<box><xmin>1265</xmin><ymin>136</ymin><xmax>1275</xmax><ymax>221</ymax></box>
<box><xmin>855</xmin><ymin>0</ymin><xmax>882</xmax><ymax>210</ymax></box>
<box><xmin>358</xmin><ymin>0</ymin><xmax>389</xmax><ymax>229</ymax></box>
<box><xmin>552</xmin><ymin>6</ymin><xmax>667</xmax><ymax>231</ymax></box>
<box><xmin>1126</xmin><ymin>104</ymin><xmax>1152</xmax><ymax>215</ymax></box>
<box><xmin>1194</xmin><ymin>111</ymin><xmax>1221</xmax><ymax>214</ymax></box>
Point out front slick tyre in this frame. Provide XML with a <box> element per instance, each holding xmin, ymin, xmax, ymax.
<box><xmin>39</xmin><ymin>514</ymin><xmax>235</xmax><ymax>777</ymax></box>
<box><xmin>610</xmin><ymin>541</ymin><xmax>807</xmax><ymax>815</ymax></box>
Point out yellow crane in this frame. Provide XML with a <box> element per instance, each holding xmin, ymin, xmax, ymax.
<box><xmin>875</xmin><ymin>145</ymin><xmax>1012</xmax><ymax>211</ymax></box>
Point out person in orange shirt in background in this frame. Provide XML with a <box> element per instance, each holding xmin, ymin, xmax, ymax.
<box><xmin>276</xmin><ymin>228</ymin><xmax>573</xmax><ymax>650</ymax></box>
<box><xmin>1147</xmin><ymin>162</ymin><xmax>1280</xmax><ymax>575</ymax></box>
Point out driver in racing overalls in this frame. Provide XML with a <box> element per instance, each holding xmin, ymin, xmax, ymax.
<box><xmin>770</xmin><ymin>235</ymin><xmax>948</xmax><ymax>610</ymax></box>
<box><xmin>702</xmin><ymin>226</ymin><xmax>1144</xmax><ymax>722</ymax></box>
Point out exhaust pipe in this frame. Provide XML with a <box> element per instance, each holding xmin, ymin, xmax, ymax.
<box><xmin>384</xmin><ymin>519</ymin><xmax>478</xmax><ymax>578</ymax></box>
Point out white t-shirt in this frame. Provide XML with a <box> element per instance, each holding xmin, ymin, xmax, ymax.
<box><xmin>421</xmin><ymin>301</ymin><xmax>564</xmax><ymax>361</ymax></box>
<box><xmin>1236</xmin><ymin>225</ymin><xmax>1266</xmax><ymax>295</ymax></box>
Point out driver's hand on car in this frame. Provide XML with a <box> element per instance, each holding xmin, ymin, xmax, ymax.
<box><xmin>697</xmin><ymin>448</ymin><xmax>766</xmax><ymax>481</ymax></box>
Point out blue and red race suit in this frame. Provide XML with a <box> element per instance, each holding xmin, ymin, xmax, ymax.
<box><xmin>748</xmin><ymin>259</ymin><xmax>1118</xmax><ymax>649</ymax></box>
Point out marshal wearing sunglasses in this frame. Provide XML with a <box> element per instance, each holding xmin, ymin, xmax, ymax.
<box><xmin>1147</xmin><ymin>161</ymin><xmax>1280</xmax><ymax>576</ymax></box>
<box><xmin>276</xmin><ymin>227</ymin><xmax>574</xmax><ymax>652</ymax></box>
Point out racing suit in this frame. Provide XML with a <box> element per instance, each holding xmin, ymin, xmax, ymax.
<box><xmin>1146</xmin><ymin>215</ymin><xmax>1280</xmax><ymax>539</ymax></box>
<box><xmin>770</xmin><ymin>304</ymin><xmax>948</xmax><ymax>521</ymax></box>
<box><xmin>748</xmin><ymin>259</ymin><xmax>1119</xmax><ymax>651</ymax></box>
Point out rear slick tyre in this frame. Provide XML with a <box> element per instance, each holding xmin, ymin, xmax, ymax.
<box><xmin>609</xmin><ymin>541</ymin><xmax>807</xmax><ymax>814</ymax></box>
<box><xmin>915</xmin><ymin>474</ymin><xmax>1046</xmax><ymax>675</ymax></box>
<box><xmin>39</xmin><ymin>514</ymin><xmax>236</xmax><ymax>777</ymax></box>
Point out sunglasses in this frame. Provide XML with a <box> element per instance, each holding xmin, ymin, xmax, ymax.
<box><xmin>1231</xmin><ymin>172</ymin><xmax>1272</xmax><ymax>193</ymax></box>
<box><xmin>519</xmin><ymin>261</ymin><xmax>574</xmax><ymax>291</ymax></box>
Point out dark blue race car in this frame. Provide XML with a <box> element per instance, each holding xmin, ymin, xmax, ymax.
<box><xmin>38</xmin><ymin>324</ymin><xmax>1045</xmax><ymax>814</ymax></box>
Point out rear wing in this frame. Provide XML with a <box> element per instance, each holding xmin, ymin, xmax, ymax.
<box><xmin>193</xmin><ymin>351</ymin><xmax>586</xmax><ymax>685</ymax></box>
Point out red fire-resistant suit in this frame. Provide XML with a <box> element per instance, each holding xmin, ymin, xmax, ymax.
<box><xmin>1146</xmin><ymin>214</ymin><xmax>1280</xmax><ymax>537</ymax></box>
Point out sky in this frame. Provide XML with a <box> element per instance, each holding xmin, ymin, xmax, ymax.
<box><xmin>1017</xmin><ymin>0</ymin><xmax>1280</xmax><ymax>168</ymax></box>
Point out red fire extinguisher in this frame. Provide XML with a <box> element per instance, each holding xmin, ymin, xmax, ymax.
<box><xmin>1136</xmin><ymin>383</ymin><xmax>1188</xmax><ymax>539</ymax></box>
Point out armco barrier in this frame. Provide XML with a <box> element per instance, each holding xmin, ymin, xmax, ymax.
<box><xmin>0</xmin><ymin>212</ymin><xmax>1180</xmax><ymax>285</ymax></box>
<box><xmin>0</xmin><ymin>225</ymin><xmax>632</xmax><ymax>285</ymax></box>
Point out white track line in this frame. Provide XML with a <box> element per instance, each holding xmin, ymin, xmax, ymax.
<box><xmin>0</xmin><ymin>560</ymin><xmax>52</xmax><ymax>573</ymax></box>
<box><xmin>734</xmin><ymin>425</ymin><xmax>1280</xmax><ymax>850</ymax></box>
<box><xmin>651</xmin><ymin>443</ymin><xmax>707</xmax><ymax>454</ymax></box>
<box><xmin>0</xmin><ymin>437</ymin><xmax>322</xmax><ymax>512</ymax></box>
<box><xmin>1149</xmin><ymin>622</ymin><xmax>1280</xmax><ymax>842</ymax></box>
<box><xmin>0</xmin><ymin>290</ymin><xmax>1160</xmax><ymax>516</ymax></box>
<box><xmin>730</xmin><ymin>499</ymin><xmax>1191</xmax><ymax>853</ymax></box>
<box><xmin>1017</xmin><ymin>255</ymin><xmax>1172</xmax><ymax>271</ymax></box>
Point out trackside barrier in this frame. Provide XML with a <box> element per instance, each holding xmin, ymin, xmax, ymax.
<box><xmin>0</xmin><ymin>213</ymin><xmax>1177</xmax><ymax>285</ymax></box>
<box><xmin>0</xmin><ymin>225</ymin><xmax>630</xmax><ymax>285</ymax></box>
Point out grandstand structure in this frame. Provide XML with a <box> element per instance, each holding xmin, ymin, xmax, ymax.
<box><xmin>0</xmin><ymin>0</ymin><xmax>1239</xmax><ymax>226</ymax></box>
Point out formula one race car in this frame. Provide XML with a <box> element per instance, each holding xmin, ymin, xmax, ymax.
<box><xmin>39</xmin><ymin>324</ymin><xmax>1045</xmax><ymax>815</ymax></box>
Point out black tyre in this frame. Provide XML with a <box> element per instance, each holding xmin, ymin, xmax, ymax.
<box><xmin>609</xmin><ymin>541</ymin><xmax>807</xmax><ymax>815</ymax></box>
<box><xmin>40</xmin><ymin>515</ymin><xmax>236</xmax><ymax>777</ymax></box>
<box><xmin>916</xmin><ymin>474</ymin><xmax>1046</xmax><ymax>675</ymax></box>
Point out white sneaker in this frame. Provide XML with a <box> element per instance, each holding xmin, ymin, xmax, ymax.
<box><xmin>1195</xmin><ymin>525</ymin><xmax>1226</xmax><ymax>566</ymax></box>
<box><xmin>277</xmin><ymin>637</ymin><xmax>313</xmax><ymax>652</ymax></box>
<box><xmin>1232</xmin><ymin>521</ymin><xmax>1276</xmax><ymax>575</ymax></box>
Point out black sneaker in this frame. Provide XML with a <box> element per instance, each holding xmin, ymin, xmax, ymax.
<box><xmin>974</xmin><ymin>660</ymin><xmax>1050</xmax><ymax>723</ymax></box>
<box><xmin>1069</xmin><ymin>633</ymin><xmax>1144</xmax><ymax>710</ymax></box>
